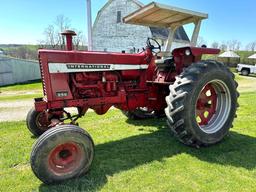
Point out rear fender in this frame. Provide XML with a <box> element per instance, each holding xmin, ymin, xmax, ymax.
<box><xmin>172</xmin><ymin>47</ymin><xmax>220</xmax><ymax>74</ymax></box>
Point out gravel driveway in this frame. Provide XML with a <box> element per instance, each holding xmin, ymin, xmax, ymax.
<box><xmin>0</xmin><ymin>100</ymin><xmax>33</xmax><ymax>122</ymax></box>
<box><xmin>0</xmin><ymin>75</ymin><xmax>255</xmax><ymax>122</ymax></box>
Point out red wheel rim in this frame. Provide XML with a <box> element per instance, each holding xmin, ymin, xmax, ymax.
<box><xmin>48</xmin><ymin>142</ymin><xmax>83</xmax><ymax>175</ymax></box>
<box><xmin>36</xmin><ymin>112</ymin><xmax>50</xmax><ymax>131</ymax></box>
<box><xmin>196</xmin><ymin>83</ymin><xmax>217</xmax><ymax>126</ymax></box>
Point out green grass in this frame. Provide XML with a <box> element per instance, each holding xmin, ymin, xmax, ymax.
<box><xmin>0</xmin><ymin>93</ymin><xmax>42</xmax><ymax>101</ymax></box>
<box><xmin>0</xmin><ymin>81</ymin><xmax>42</xmax><ymax>92</ymax></box>
<box><xmin>0</xmin><ymin>91</ymin><xmax>256</xmax><ymax>192</ymax></box>
<box><xmin>0</xmin><ymin>94</ymin><xmax>42</xmax><ymax>101</ymax></box>
<box><xmin>0</xmin><ymin>82</ymin><xmax>42</xmax><ymax>101</ymax></box>
<box><xmin>0</xmin><ymin>74</ymin><xmax>256</xmax><ymax>191</ymax></box>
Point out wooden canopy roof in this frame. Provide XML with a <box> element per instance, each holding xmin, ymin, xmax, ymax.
<box><xmin>123</xmin><ymin>2</ymin><xmax>208</xmax><ymax>28</ymax></box>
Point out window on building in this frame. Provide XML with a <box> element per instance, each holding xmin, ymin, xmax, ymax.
<box><xmin>117</xmin><ymin>11</ymin><xmax>122</xmax><ymax>23</ymax></box>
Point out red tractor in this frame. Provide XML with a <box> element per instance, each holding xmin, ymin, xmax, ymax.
<box><xmin>26</xmin><ymin>2</ymin><xmax>238</xmax><ymax>184</ymax></box>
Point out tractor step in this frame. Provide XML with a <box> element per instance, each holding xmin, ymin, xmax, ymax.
<box><xmin>146</xmin><ymin>81</ymin><xmax>173</xmax><ymax>85</ymax></box>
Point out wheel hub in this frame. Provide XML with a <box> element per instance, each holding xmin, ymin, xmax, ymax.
<box><xmin>36</xmin><ymin>112</ymin><xmax>50</xmax><ymax>131</ymax></box>
<box><xmin>196</xmin><ymin>84</ymin><xmax>217</xmax><ymax>125</ymax></box>
<box><xmin>48</xmin><ymin>142</ymin><xmax>83</xmax><ymax>175</ymax></box>
<box><xmin>195</xmin><ymin>80</ymin><xmax>231</xmax><ymax>134</ymax></box>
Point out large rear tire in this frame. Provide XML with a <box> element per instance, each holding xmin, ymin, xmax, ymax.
<box><xmin>30</xmin><ymin>125</ymin><xmax>94</xmax><ymax>184</ymax></box>
<box><xmin>165</xmin><ymin>60</ymin><xmax>239</xmax><ymax>147</ymax></box>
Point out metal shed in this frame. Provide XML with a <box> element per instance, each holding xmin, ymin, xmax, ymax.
<box><xmin>0</xmin><ymin>56</ymin><xmax>40</xmax><ymax>86</ymax></box>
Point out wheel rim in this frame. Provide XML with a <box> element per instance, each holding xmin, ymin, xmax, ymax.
<box><xmin>36</xmin><ymin>112</ymin><xmax>50</xmax><ymax>131</ymax></box>
<box><xmin>242</xmin><ymin>70</ymin><xmax>248</xmax><ymax>76</ymax></box>
<box><xmin>48</xmin><ymin>142</ymin><xmax>83</xmax><ymax>175</ymax></box>
<box><xmin>195</xmin><ymin>80</ymin><xmax>231</xmax><ymax>134</ymax></box>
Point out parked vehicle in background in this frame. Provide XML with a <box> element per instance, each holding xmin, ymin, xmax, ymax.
<box><xmin>237</xmin><ymin>64</ymin><xmax>256</xmax><ymax>76</ymax></box>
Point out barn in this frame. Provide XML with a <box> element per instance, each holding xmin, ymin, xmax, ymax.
<box><xmin>92</xmin><ymin>0</ymin><xmax>190</xmax><ymax>53</ymax></box>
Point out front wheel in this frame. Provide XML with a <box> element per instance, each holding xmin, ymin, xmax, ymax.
<box><xmin>165</xmin><ymin>60</ymin><xmax>239</xmax><ymax>147</ymax></box>
<box><xmin>30</xmin><ymin>125</ymin><xmax>94</xmax><ymax>184</ymax></box>
<box><xmin>26</xmin><ymin>107</ymin><xmax>51</xmax><ymax>137</ymax></box>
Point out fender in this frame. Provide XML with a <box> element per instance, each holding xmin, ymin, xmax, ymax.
<box><xmin>172</xmin><ymin>46</ymin><xmax>220</xmax><ymax>74</ymax></box>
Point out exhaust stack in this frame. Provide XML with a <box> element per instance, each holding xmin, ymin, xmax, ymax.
<box><xmin>61</xmin><ymin>30</ymin><xmax>77</xmax><ymax>51</ymax></box>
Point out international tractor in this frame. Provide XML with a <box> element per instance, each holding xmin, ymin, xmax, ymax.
<box><xmin>26</xmin><ymin>2</ymin><xmax>239</xmax><ymax>184</ymax></box>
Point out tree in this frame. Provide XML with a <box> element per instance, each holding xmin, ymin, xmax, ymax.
<box><xmin>196</xmin><ymin>36</ymin><xmax>207</xmax><ymax>47</ymax></box>
<box><xmin>235</xmin><ymin>41</ymin><xmax>241</xmax><ymax>51</ymax></box>
<box><xmin>40</xmin><ymin>15</ymin><xmax>85</xmax><ymax>50</ymax></box>
<box><xmin>220</xmin><ymin>41</ymin><xmax>228</xmax><ymax>51</ymax></box>
<box><xmin>55</xmin><ymin>15</ymin><xmax>71</xmax><ymax>49</ymax></box>
<box><xmin>227</xmin><ymin>40</ymin><xmax>241</xmax><ymax>51</ymax></box>
<box><xmin>43</xmin><ymin>25</ymin><xmax>58</xmax><ymax>49</ymax></box>
<box><xmin>246</xmin><ymin>41</ymin><xmax>256</xmax><ymax>51</ymax></box>
<box><xmin>73</xmin><ymin>30</ymin><xmax>86</xmax><ymax>50</ymax></box>
<box><xmin>211</xmin><ymin>41</ymin><xmax>219</xmax><ymax>49</ymax></box>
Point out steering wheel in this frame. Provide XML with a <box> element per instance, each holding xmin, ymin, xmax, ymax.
<box><xmin>146</xmin><ymin>38</ymin><xmax>161</xmax><ymax>54</ymax></box>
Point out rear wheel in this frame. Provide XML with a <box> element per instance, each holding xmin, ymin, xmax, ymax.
<box><xmin>241</xmin><ymin>69</ymin><xmax>249</xmax><ymax>76</ymax></box>
<box><xmin>30</xmin><ymin>125</ymin><xmax>94</xmax><ymax>184</ymax></box>
<box><xmin>26</xmin><ymin>107</ymin><xmax>51</xmax><ymax>137</ymax></box>
<box><xmin>165</xmin><ymin>60</ymin><xmax>239</xmax><ymax>147</ymax></box>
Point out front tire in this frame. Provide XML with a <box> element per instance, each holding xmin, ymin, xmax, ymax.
<box><xmin>165</xmin><ymin>60</ymin><xmax>239</xmax><ymax>147</ymax></box>
<box><xmin>30</xmin><ymin>125</ymin><xmax>94</xmax><ymax>184</ymax></box>
<box><xmin>26</xmin><ymin>107</ymin><xmax>51</xmax><ymax>137</ymax></box>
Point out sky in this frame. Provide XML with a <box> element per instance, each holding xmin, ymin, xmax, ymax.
<box><xmin>0</xmin><ymin>0</ymin><xmax>255</xmax><ymax>49</ymax></box>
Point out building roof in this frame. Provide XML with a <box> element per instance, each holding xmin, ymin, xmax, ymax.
<box><xmin>248</xmin><ymin>53</ymin><xmax>256</xmax><ymax>59</ymax></box>
<box><xmin>218</xmin><ymin>51</ymin><xmax>240</xmax><ymax>58</ymax></box>
<box><xmin>94</xmin><ymin>0</ymin><xmax>190</xmax><ymax>42</ymax></box>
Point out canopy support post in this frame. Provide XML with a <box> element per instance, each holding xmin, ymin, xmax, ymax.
<box><xmin>164</xmin><ymin>26</ymin><xmax>178</xmax><ymax>52</ymax></box>
<box><xmin>191</xmin><ymin>20</ymin><xmax>202</xmax><ymax>46</ymax></box>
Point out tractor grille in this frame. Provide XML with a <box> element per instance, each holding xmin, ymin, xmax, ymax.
<box><xmin>39</xmin><ymin>59</ymin><xmax>47</xmax><ymax>97</ymax></box>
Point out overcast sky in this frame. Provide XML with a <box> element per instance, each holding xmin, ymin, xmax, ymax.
<box><xmin>0</xmin><ymin>0</ymin><xmax>255</xmax><ymax>49</ymax></box>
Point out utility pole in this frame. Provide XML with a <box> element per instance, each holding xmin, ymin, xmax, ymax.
<box><xmin>86</xmin><ymin>0</ymin><xmax>93</xmax><ymax>51</ymax></box>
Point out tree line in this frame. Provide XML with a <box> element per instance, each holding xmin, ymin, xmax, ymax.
<box><xmin>197</xmin><ymin>37</ymin><xmax>256</xmax><ymax>51</ymax></box>
<box><xmin>1</xmin><ymin>15</ymin><xmax>256</xmax><ymax>60</ymax></box>
<box><xmin>1</xmin><ymin>15</ymin><xmax>86</xmax><ymax>60</ymax></box>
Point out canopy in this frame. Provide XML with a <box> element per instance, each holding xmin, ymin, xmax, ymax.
<box><xmin>248</xmin><ymin>53</ymin><xmax>256</xmax><ymax>59</ymax></box>
<box><xmin>218</xmin><ymin>51</ymin><xmax>240</xmax><ymax>58</ymax></box>
<box><xmin>123</xmin><ymin>2</ymin><xmax>208</xmax><ymax>28</ymax></box>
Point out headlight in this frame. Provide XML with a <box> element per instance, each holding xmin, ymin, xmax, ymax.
<box><xmin>185</xmin><ymin>49</ymin><xmax>191</xmax><ymax>56</ymax></box>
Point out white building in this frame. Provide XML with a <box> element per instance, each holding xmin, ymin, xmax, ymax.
<box><xmin>0</xmin><ymin>55</ymin><xmax>40</xmax><ymax>86</ymax></box>
<box><xmin>92</xmin><ymin>0</ymin><xmax>189</xmax><ymax>53</ymax></box>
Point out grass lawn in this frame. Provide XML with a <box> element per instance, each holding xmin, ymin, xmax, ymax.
<box><xmin>0</xmin><ymin>75</ymin><xmax>256</xmax><ymax>192</ymax></box>
<box><xmin>0</xmin><ymin>81</ymin><xmax>42</xmax><ymax>92</ymax></box>
<box><xmin>0</xmin><ymin>82</ymin><xmax>42</xmax><ymax>101</ymax></box>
